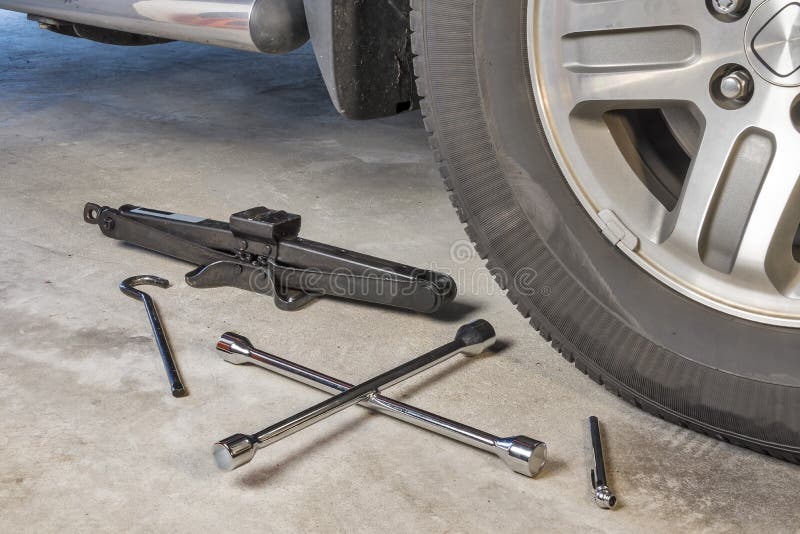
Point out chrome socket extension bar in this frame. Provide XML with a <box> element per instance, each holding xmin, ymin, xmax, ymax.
<box><xmin>214</xmin><ymin>323</ymin><xmax>547</xmax><ymax>477</ymax></box>
<box><xmin>589</xmin><ymin>416</ymin><xmax>617</xmax><ymax>509</ymax></box>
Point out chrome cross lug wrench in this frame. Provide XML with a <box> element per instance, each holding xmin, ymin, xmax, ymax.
<box><xmin>213</xmin><ymin>320</ymin><xmax>498</xmax><ymax>471</ymax></box>
<box><xmin>217</xmin><ymin>332</ymin><xmax>548</xmax><ymax>477</ymax></box>
<box><xmin>120</xmin><ymin>275</ymin><xmax>186</xmax><ymax>398</ymax></box>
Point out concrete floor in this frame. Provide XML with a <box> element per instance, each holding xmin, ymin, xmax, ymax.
<box><xmin>1</xmin><ymin>10</ymin><xmax>798</xmax><ymax>533</ymax></box>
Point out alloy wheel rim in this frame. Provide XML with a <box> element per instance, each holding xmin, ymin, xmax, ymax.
<box><xmin>527</xmin><ymin>0</ymin><xmax>800</xmax><ymax>327</ymax></box>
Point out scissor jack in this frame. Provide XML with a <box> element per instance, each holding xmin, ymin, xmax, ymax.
<box><xmin>84</xmin><ymin>202</ymin><xmax>456</xmax><ymax>313</ymax></box>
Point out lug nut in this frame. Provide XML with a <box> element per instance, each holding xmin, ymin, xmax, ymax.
<box><xmin>712</xmin><ymin>0</ymin><xmax>745</xmax><ymax>15</ymax></box>
<box><xmin>719</xmin><ymin>70</ymin><xmax>752</xmax><ymax>101</ymax></box>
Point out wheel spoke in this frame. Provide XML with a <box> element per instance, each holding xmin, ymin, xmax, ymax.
<box><xmin>558</xmin><ymin>0</ymin><xmax>714</xmax><ymax>108</ymax></box>
<box><xmin>567</xmin><ymin>65</ymin><xmax>706</xmax><ymax>108</ymax></box>
<box><xmin>563</xmin><ymin>0</ymin><xmax>708</xmax><ymax>35</ymax></box>
<box><xmin>664</xmin><ymin>123</ymin><xmax>748</xmax><ymax>257</ymax></box>
<box><xmin>733</xmin><ymin>144</ymin><xmax>800</xmax><ymax>298</ymax></box>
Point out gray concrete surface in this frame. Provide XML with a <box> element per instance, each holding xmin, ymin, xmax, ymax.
<box><xmin>1</xmin><ymin>10</ymin><xmax>798</xmax><ymax>533</ymax></box>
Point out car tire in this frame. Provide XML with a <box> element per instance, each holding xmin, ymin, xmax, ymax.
<box><xmin>411</xmin><ymin>0</ymin><xmax>800</xmax><ymax>461</ymax></box>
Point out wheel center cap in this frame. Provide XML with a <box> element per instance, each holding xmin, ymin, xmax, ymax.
<box><xmin>746</xmin><ymin>0</ymin><xmax>800</xmax><ymax>86</ymax></box>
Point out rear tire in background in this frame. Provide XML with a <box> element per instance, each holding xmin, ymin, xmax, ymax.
<box><xmin>411</xmin><ymin>0</ymin><xmax>800</xmax><ymax>461</ymax></box>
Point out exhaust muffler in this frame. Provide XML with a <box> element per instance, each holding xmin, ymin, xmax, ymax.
<box><xmin>0</xmin><ymin>0</ymin><xmax>309</xmax><ymax>54</ymax></box>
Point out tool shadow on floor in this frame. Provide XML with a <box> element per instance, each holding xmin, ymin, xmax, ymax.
<box><xmin>332</xmin><ymin>296</ymin><xmax>482</xmax><ymax>323</ymax></box>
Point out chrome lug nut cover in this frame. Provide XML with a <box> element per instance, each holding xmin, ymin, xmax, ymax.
<box><xmin>712</xmin><ymin>0</ymin><xmax>745</xmax><ymax>15</ymax></box>
<box><xmin>719</xmin><ymin>70</ymin><xmax>752</xmax><ymax>100</ymax></box>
